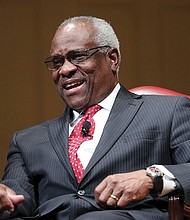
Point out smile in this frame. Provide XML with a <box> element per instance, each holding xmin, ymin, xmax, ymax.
<box><xmin>64</xmin><ymin>80</ymin><xmax>84</xmax><ymax>90</ymax></box>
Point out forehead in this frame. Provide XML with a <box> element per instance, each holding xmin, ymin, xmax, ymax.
<box><xmin>51</xmin><ymin>22</ymin><xmax>96</xmax><ymax>54</ymax></box>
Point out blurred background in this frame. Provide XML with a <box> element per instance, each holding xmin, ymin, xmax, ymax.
<box><xmin>0</xmin><ymin>0</ymin><xmax>190</xmax><ymax>177</ymax></box>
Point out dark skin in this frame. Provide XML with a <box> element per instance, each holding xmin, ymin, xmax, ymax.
<box><xmin>50</xmin><ymin>22</ymin><xmax>119</xmax><ymax>112</ymax></box>
<box><xmin>94</xmin><ymin>170</ymin><xmax>153</xmax><ymax>207</ymax></box>
<box><xmin>0</xmin><ymin>21</ymin><xmax>153</xmax><ymax>214</ymax></box>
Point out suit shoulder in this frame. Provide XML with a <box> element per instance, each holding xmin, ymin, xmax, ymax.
<box><xmin>141</xmin><ymin>94</ymin><xmax>189</xmax><ymax>101</ymax></box>
<box><xmin>13</xmin><ymin>116</ymin><xmax>62</xmax><ymax>142</ymax></box>
<box><xmin>137</xmin><ymin>94</ymin><xmax>190</xmax><ymax>110</ymax></box>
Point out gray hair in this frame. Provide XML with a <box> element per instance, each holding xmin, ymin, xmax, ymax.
<box><xmin>58</xmin><ymin>16</ymin><xmax>121</xmax><ymax>58</ymax></box>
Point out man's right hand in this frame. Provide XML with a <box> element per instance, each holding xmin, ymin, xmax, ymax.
<box><xmin>0</xmin><ymin>184</ymin><xmax>24</xmax><ymax>213</ymax></box>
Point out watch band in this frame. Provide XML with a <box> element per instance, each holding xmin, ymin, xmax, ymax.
<box><xmin>146</xmin><ymin>166</ymin><xmax>164</xmax><ymax>197</ymax></box>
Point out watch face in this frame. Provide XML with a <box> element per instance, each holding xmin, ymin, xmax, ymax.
<box><xmin>147</xmin><ymin>166</ymin><xmax>164</xmax><ymax>177</ymax></box>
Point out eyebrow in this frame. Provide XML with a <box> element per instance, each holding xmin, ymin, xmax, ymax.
<box><xmin>50</xmin><ymin>48</ymin><xmax>88</xmax><ymax>57</ymax></box>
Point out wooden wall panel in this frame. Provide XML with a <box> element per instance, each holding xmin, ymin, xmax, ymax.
<box><xmin>0</xmin><ymin>0</ymin><xmax>190</xmax><ymax>177</ymax></box>
<box><xmin>161</xmin><ymin>2</ymin><xmax>190</xmax><ymax>93</ymax></box>
<box><xmin>0</xmin><ymin>1</ymin><xmax>43</xmax><ymax>176</ymax></box>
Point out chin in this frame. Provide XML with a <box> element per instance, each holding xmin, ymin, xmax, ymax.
<box><xmin>67</xmin><ymin>102</ymin><xmax>86</xmax><ymax>111</ymax></box>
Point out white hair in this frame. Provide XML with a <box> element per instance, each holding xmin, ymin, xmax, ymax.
<box><xmin>58</xmin><ymin>16</ymin><xmax>121</xmax><ymax>58</ymax></box>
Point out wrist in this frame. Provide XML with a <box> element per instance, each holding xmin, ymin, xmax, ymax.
<box><xmin>146</xmin><ymin>166</ymin><xmax>164</xmax><ymax>198</ymax></box>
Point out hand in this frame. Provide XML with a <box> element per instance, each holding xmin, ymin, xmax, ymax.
<box><xmin>0</xmin><ymin>184</ymin><xmax>25</xmax><ymax>213</ymax></box>
<box><xmin>94</xmin><ymin>170</ymin><xmax>153</xmax><ymax>208</ymax></box>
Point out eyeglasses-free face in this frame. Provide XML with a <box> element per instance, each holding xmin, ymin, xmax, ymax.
<box><xmin>44</xmin><ymin>45</ymin><xmax>110</xmax><ymax>71</ymax></box>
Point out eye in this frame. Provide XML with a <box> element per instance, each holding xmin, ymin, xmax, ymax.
<box><xmin>53</xmin><ymin>56</ymin><xmax>64</xmax><ymax>69</ymax></box>
<box><xmin>67</xmin><ymin>51</ymin><xmax>88</xmax><ymax>63</ymax></box>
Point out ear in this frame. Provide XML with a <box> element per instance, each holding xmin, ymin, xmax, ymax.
<box><xmin>107</xmin><ymin>48</ymin><xmax>120</xmax><ymax>73</ymax></box>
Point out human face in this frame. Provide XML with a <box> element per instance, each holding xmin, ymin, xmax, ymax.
<box><xmin>50</xmin><ymin>22</ymin><xmax>119</xmax><ymax>112</ymax></box>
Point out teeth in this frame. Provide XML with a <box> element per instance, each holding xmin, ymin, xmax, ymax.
<box><xmin>65</xmin><ymin>82</ymin><xmax>82</xmax><ymax>90</ymax></box>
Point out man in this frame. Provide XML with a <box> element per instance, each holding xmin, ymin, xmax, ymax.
<box><xmin>0</xmin><ymin>16</ymin><xmax>190</xmax><ymax>220</ymax></box>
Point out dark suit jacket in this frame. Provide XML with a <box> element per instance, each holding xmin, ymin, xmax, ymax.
<box><xmin>1</xmin><ymin>85</ymin><xmax>190</xmax><ymax>220</ymax></box>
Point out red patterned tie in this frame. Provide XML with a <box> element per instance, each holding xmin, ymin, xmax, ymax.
<box><xmin>68</xmin><ymin>105</ymin><xmax>101</xmax><ymax>183</ymax></box>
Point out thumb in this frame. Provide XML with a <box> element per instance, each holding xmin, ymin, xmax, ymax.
<box><xmin>9</xmin><ymin>194</ymin><xmax>25</xmax><ymax>205</ymax></box>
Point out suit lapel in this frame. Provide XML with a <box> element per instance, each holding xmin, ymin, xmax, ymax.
<box><xmin>46</xmin><ymin>86</ymin><xmax>143</xmax><ymax>184</ymax></box>
<box><xmin>83</xmin><ymin>86</ymin><xmax>143</xmax><ymax>177</ymax></box>
<box><xmin>47</xmin><ymin>107</ymin><xmax>75</xmax><ymax>179</ymax></box>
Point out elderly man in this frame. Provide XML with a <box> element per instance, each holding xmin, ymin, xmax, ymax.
<box><xmin>0</xmin><ymin>16</ymin><xmax>190</xmax><ymax>220</ymax></box>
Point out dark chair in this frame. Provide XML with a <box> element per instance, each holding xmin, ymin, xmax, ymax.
<box><xmin>129</xmin><ymin>86</ymin><xmax>190</xmax><ymax>220</ymax></box>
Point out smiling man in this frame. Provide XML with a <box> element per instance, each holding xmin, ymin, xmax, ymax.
<box><xmin>0</xmin><ymin>16</ymin><xmax>190</xmax><ymax>220</ymax></box>
<box><xmin>49</xmin><ymin>19</ymin><xmax>119</xmax><ymax>112</ymax></box>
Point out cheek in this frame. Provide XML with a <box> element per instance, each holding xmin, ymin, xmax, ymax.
<box><xmin>51</xmin><ymin>71</ymin><xmax>59</xmax><ymax>84</ymax></box>
<box><xmin>92</xmin><ymin>70</ymin><xmax>107</xmax><ymax>87</ymax></box>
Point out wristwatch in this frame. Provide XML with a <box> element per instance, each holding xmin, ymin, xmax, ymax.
<box><xmin>146</xmin><ymin>166</ymin><xmax>164</xmax><ymax>197</ymax></box>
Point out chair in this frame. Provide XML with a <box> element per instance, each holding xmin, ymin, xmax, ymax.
<box><xmin>129</xmin><ymin>86</ymin><xmax>190</xmax><ymax>99</ymax></box>
<box><xmin>129</xmin><ymin>86</ymin><xmax>190</xmax><ymax>220</ymax></box>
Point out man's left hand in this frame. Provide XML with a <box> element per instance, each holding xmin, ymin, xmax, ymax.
<box><xmin>94</xmin><ymin>170</ymin><xmax>153</xmax><ymax>208</ymax></box>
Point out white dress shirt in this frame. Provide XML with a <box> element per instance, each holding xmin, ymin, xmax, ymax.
<box><xmin>69</xmin><ymin>83</ymin><xmax>121</xmax><ymax>168</ymax></box>
<box><xmin>69</xmin><ymin>83</ymin><xmax>176</xmax><ymax>196</ymax></box>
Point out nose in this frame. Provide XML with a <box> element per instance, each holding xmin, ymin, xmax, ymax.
<box><xmin>58</xmin><ymin>59</ymin><xmax>77</xmax><ymax>77</ymax></box>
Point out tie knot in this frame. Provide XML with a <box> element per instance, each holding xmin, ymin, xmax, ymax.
<box><xmin>84</xmin><ymin>105</ymin><xmax>101</xmax><ymax>117</ymax></box>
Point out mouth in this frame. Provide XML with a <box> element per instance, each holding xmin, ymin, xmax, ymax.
<box><xmin>64</xmin><ymin>80</ymin><xmax>84</xmax><ymax>90</ymax></box>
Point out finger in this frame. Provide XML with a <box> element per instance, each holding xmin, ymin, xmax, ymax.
<box><xmin>96</xmin><ymin>183</ymin><xmax>114</xmax><ymax>204</ymax></box>
<box><xmin>0</xmin><ymin>185</ymin><xmax>24</xmax><ymax>212</ymax></box>
<box><xmin>6</xmin><ymin>186</ymin><xmax>25</xmax><ymax>205</ymax></box>
<box><xmin>9</xmin><ymin>195</ymin><xmax>25</xmax><ymax>205</ymax></box>
<box><xmin>105</xmin><ymin>181</ymin><xmax>124</xmax><ymax>206</ymax></box>
<box><xmin>94</xmin><ymin>180</ymin><xmax>107</xmax><ymax>203</ymax></box>
<box><xmin>106</xmin><ymin>194</ymin><xmax>120</xmax><ymax>206</ymax></box>
<box><xmin>116</xmin><ymin>193</ymin><xmax>131</xmax><ymax>207</ymax></box>
<box><xmin>0</xmin><ymin>194</ymin><xmax>15</xmax><ymax>213</ymax></box>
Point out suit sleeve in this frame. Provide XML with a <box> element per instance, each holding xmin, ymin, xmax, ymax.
<box><xmin>1</xmin><ymin>132</ymin><xmax>37</xmax><ymax>218</ymax></box>
<box><xmin>164</xmin><ymin>96</ymin><xmax>190</xmax><ymax>204</ymax></box>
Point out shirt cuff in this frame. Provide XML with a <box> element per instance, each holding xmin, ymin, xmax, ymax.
<box><xmin>152</xmin><ymin>164</ymin><xmax>177</xmax><ymax>196</ymax></box>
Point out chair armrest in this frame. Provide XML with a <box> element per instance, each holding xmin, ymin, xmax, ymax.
<box><xmin>184</xmin><ymin>203</ymin><xmax>190</xmax><ymax>219</ymax></box>
<box><xmin>168</xmin><ymin>195</ymin><xmax>184</xmax><ymax>220</ymax></box>
<box><xmin>168</xmin><ymin>194</ymin><xmax>190</xmax><ymax>220</ymax></box>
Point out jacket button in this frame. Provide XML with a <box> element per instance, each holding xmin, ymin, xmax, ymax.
<box><xmin>78</xmin><ymin>190</ymin><xmax>85</xmax><ymax>196</ymax></box>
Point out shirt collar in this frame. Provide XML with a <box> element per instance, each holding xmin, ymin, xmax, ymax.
<box><xmin>71</xmin><ymin>83</ymin><xmax>121</xmax><ymax>123</ymax></box>
<box><xmin>99</xmin><ymin>83</ymin><xmax>120</xmax><ymax>111</ymax></box>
